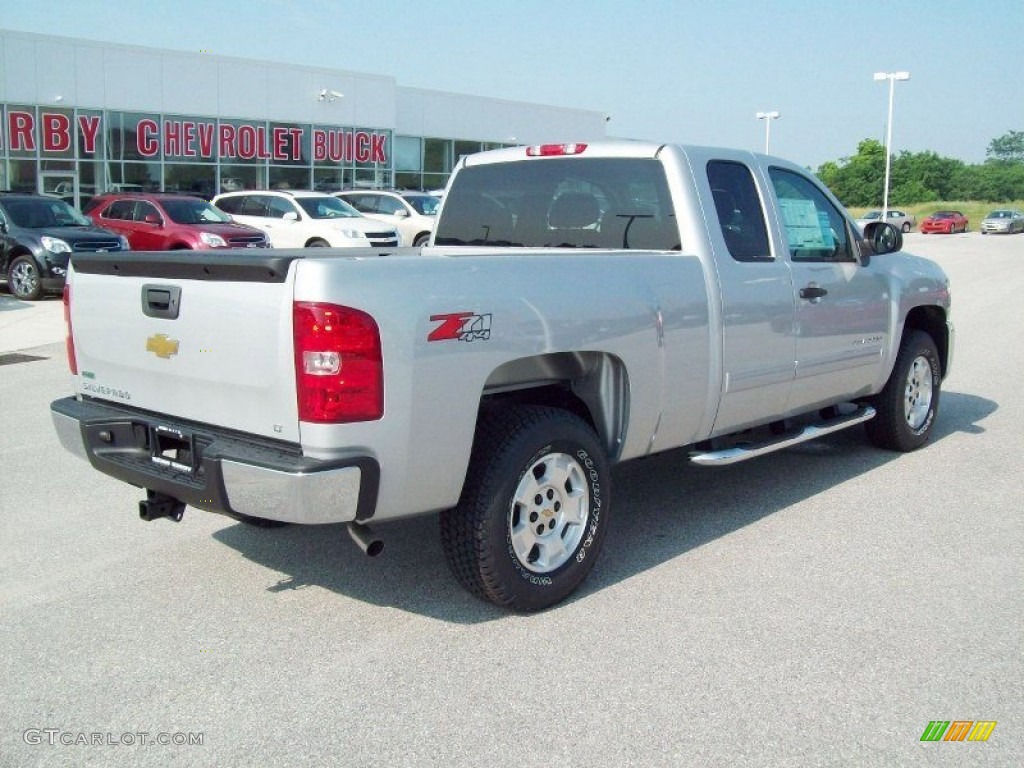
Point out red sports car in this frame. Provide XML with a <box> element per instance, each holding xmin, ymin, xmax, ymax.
<box><xmin>920</xmin><ymin>210</ymin><xmax>968</xmax><ymax>234</ymax></box>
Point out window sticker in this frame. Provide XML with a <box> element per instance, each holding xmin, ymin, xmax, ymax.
<box><xmin>778</xmin><ymin>198</ymin><xmax>831</xmax><ymax>249</ymax></box>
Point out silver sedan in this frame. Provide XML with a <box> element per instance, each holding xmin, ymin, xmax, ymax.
<box><xmin>855</xmin><ymin>209</ymin><xmax>917</xmax><ymax>233</ymax></box>
<box><xmin>980</xmin><ymin>209</ymin><xmax>1024</xmax><ymax>234</ymax></box>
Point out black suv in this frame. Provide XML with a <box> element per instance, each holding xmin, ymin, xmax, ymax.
<box><xmin>0</xmin><ymin>194</ymin><xmax>128</xmax><ymax>300</ymax></box>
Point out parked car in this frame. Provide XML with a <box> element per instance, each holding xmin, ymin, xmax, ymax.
<box><xmin>334</xmin><ymin>190</ymin><xmax>440</xmax><ymax>246</ymax></box>
<box><xmin>920</xmin><ymin>210</ymin><xmax>968</xmax><ymax>234</ymax></box>
<box><xmin>211</xmin><ymin>190</ymin><xmax>399</xmax><ymax>249</ymax></box>
<box><xmin>84</xmin><ymin>193</ymin><xmax>269</xmax><ymax>251</ymax></box>
<box><xmin>855</xmin><ymin>208</ymin><xmax>916</xmax><ymax>233</ymax></box>
<box><xmin>979</xmin><ymin>209</ymin><xmax>1024</xmax><ymax>235</ymax></box>
<box><xmin>0</xmin><ymin>193</ymin><xmax>128</xmax><ymax>300</ymax></box>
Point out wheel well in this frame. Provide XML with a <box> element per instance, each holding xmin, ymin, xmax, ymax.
<box><xmin>5</xmin><ymin>248</ymin><xmax>37</xmax><ymax>271</ymax></box>
<box><xmin>170</xmin><ymin>243</ymin><xmax>192</xmax><ymax>250</ymax></box>
<box><xmin>479</xmin><ymin>352</ymin><xmax>629</xmax><ymax>459</ymax></box>
<box><xmin>305</xmin><ymin>237</ymin><xmax>329</xmax><ymax>247</ymax></box>
<box><xmin>905</xmin><ymin>306</ymin><xmax>950</xmax><ymax>377</ymax></box>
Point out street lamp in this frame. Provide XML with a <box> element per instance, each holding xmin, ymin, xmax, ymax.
<box><xmin>873</xmin><ymin>70</ymin><xmax>910</xmax><ymax>223</ymax></box>
<box><xmin>755</xmin><ymin>111</ymin><xmax>780</xmax><ymax>153</ymax></box>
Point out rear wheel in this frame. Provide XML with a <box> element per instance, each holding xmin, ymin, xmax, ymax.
<box><xmin>306</xmin><ymin>238</ymin><xmax>329</xmax><ymax>247</ymax></box>
<box><xmin>866</xmin><ymin>330</ymin><xmax>941</xmax><ymax>451</ymax></box>
<box><xmin>440</xmin><ymin>405</ymin><xmax>611</xmax><ymax>611</ymax></box>
<box><xmin>8</xmin><ymin>255</ymin><xmax>43</xmax><ymax>301</ymax></box>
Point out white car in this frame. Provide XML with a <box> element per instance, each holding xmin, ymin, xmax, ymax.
<box><xmin>211</xmin><ymin>190</ymin><xmax>399</xmax><ymax>248</ymax></box>
<box><xmin>334</xmin><ymin>190</ymin><xmax>440</xmax><ymax>247</ymax></box>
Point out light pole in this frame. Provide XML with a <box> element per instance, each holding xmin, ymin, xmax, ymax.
<box><xmin>873</xmin><ymin>71</ymin><xmax>910</xmax><ymax>222</ymax></box>
<box><xmin>755</xmin><ymin>111</ymin><xmax>780</xmax><ymax>153</ymax></box>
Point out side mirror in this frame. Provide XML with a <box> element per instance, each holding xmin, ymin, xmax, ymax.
<box><xmin>862</xmin><ymin>221</ymin><xmax>902</xmax><ymax>255</ymax></box>
<box><xmin>144</xmin><ymin>213</ymin><xmax>162</xmax><ymax>226</ymax></box>
<box><xmin>393</xmin><ymin>209</ymin><xmax>410</xmax><ymax>218</ymax></box>
<box><xmin>282</xmin><ymin>211</ymin><xmax>299</xmax><ymax>222</ymax></box>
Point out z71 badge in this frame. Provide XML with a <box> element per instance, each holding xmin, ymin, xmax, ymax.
<box><xmin>428</xmin><ymin>312</ymin><xmax>492</xmax><ymax>342</ymax></box>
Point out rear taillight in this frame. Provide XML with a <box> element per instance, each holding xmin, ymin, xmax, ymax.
<box><xmin>293</xmin><ymin>302</ymin><xmax>383</xmax><ymax>423</ymax></box>
<box><xmin>526</xmin><ymin>143</ymin><xmax>588</xmax><ymax>157</ymax></box>
<box><xmin>63</xmin><ymin>284</ymin><xmax>77</xmax><ymax>374</ymax></box>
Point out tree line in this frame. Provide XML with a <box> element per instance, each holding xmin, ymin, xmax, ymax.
<box><xmin>817</xmin><ymin>130</ymin><xmax>1024</xmax><ymax>206</ymax></box>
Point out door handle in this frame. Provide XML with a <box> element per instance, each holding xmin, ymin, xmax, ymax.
<box><xmin>800</xmin><ymin>285</ymin><xmax>828</xmax><ymax>300</ymax></box>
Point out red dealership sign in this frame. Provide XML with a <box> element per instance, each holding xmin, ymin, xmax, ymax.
<box><xmin>3</xmin><ymin>109</ymin><xmax>388</xmax><ymax>163</ymax></box>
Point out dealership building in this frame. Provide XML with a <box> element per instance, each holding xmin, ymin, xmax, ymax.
<box><xmin>0</xmin><ymin>28</ymin><xmax>609</xmax><ymax>208</ymax></box>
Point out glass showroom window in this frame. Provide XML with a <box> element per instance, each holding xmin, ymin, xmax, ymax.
<box><xmin>5</xmin><ymin>105</ymin><xmax>38</xmax><ymax>160</ymax></box>
<box><xmin>269</xmin><ymin>165</ymin><xmax>311</xmax><ymax>190</ymax></box>
<box><xmin>107</xmin><ymin>162</ymin><xmax>160</xmax><ymax>192</ymax></box>
<box><xmin>394</xmin><ymin>135</ymin><xmax>422</xmax><ymax>190</ymax></box>
<box><xmin>107</xmin><ymin>111</ymin><xmax>162</xmax><ymax>161</ymax></box>
<box><xmin>313</xmin><ymin>167</ymin><xmax>352</xmax><ymax>192</ymax></box>
<box><xmin>7</xmin><ymin>159</ymin><xmax>36</xmax><ymax>193</ymax></box>
<box><xmin>269</xmin><ymin>122</ymin><xmax>311</xmax><ymax>166</ymax></box>
<box><xmin>454</xmin><ymin>140</ymin><xmax>481</xmax><ymax>164</ymax></box>
<box><xmin>165</xmin><ymin>164</ymin><xmax>216</xmax><ymax>199</ymax></box>
<box><xmin>219</xmin><ymin>164</ymin><xmax>266</xmax><ymax>193</ymax></box>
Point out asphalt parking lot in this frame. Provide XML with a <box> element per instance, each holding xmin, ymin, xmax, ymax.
<box><xmin>1</xmin><ymin>232</ymin><xmax>1020</xmax><ymax>767</ymax></box>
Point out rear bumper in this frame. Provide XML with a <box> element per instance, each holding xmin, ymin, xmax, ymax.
<box><xmin>50</xmin><ymin>396</ymin><xmax>378</xmax><ymax>525</ymax></box>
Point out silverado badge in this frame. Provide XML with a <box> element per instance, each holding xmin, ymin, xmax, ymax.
<box><xmin>146</xmin><ymin>333</ymin><xmax>180</xmax><ymax>359</ymax></box>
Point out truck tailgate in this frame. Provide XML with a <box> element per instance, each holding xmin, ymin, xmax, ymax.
<box><xmin>69</xmin><ymin>252</ymin><xmax>302</xmax><ymax>443</ymax></box>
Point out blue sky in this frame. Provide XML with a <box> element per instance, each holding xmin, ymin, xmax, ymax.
<box><xmin>2</xmin><ymin>0</ymin><xmax>1020</xmax><ymax>169</ymax></box>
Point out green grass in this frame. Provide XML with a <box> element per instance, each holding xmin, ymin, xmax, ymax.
<box><xmin>849</xmin><ymin>201</ymin><xmax>1024</xmax><ymax>224</ymax></box>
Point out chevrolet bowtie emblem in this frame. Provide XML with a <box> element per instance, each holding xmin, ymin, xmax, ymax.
<box><xmin>146</xmin><ymin>333</ymin><xmax>180</xmax><ymax>359</ymax></box>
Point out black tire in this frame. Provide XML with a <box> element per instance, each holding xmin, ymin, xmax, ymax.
<box><xmin>902</xmin><ymin>222</ymin><xmax>911</xmax><ymax>233</ymax></box>
<box><xmin>7</xmin><ymin>255</ymin><xmax>43</xmax><ymax>301</ymax></box>
<box><xmin>440</xmin><ymin>405</ymin><xmax>610</xmax><ymax>612</ymax></box>
<box><xmin>865</xmin><ymin>330</ymin><xmax>941</xmax><ymax>451</ymax></box>
<box><xmin>412</xmin><ymin>233</ymin><xmax>431</xmax><ymax>247</ymax></box>
<box><xmin>306</xmin><ymin>238</ymin><xmax>329</xmax><ymax>247</ymax></box>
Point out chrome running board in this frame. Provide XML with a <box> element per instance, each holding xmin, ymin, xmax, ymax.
<box><xmin>689</xmin><ymin>406</ymin><xmax>876</xmax><ymax>467</ymax></box>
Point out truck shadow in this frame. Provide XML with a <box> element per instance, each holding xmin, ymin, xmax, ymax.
<box><xmin>211</xmin><ymin>390</ymin><xmax>995</xmax><ymax>624</ymax></box>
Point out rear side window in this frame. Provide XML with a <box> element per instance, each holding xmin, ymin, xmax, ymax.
<box><xmin>768</xmin><ymin>167</ymin><xmax>854</xmax><ymax>262</ymax></box>
<box><xmin>434</xmin><ymin>157</ymin><xmax>679</xmax><ymax>250</ymax></box>
<box><xmin>215</xmin><ymin>196</ymin><xmax>244</xmax><ymax>215</ymax></box>
<box><xmin>706</xmin><ymin>161</ymin><xmax>771</xmax><ymax>262</ymax></box>
<box><xmin>103</xmin><ymin>200</ymin><xmax>136</xmax><ymax>220</ymax></box>
<box><xmin>343</xmin><ymin>195</ymin><xmax>375</xmax><ymax>213</ymax></box>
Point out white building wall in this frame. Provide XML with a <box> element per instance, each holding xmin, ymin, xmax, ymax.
<box><xmin>395</xmin><ymin>86</ymin><xmax>607</xmax><ymax>144</ymax></box>
<box><xmin>0</xmin><ymin>29</ymin><xmax>604</xmax><ymax>140</ymax></box>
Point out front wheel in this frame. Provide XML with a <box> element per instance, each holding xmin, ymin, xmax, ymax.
<box><xmin>7</xmin><ymin>255</ymin><xmax>43</xmax><ymax>301</ymax></box>
<box><xmin>865</xmin><ymin>330</ymin><xmax>942</xmax><ymax>451</ymax></box>
<box><xmin>440</xmin><ymin>405</ymin><xmax>611</xmax><ymax>611</ymax></box>
<box><xmin>412</xmin><ymin>233</ymin><xmax>431</xmax><ymax>247</ymax></box>
<box><xmin>306</xmin><ymin>238</ymin><xmax>329</xmax><ymax>247</ymax></box>
<box><xmin>902</xmin><ymin>222</ymin><xmax>911</xmax><ymax>233</ymax></box>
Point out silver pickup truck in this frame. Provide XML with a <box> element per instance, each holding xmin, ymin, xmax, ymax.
<box><xmin>51</xmin><ymin>141</ymin><xmax>953</xmax><ymax>611</ymax></box>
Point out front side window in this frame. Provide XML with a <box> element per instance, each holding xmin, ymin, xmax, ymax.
<box><xmin>706</xmin><ymin>160</ymin><xmax>771</xmax><ymax>262</ymax></box>
<box><xmin>768</xmin><ymin>167</ymin><xmax>853</xmax><ymax>262</ymax></box>
<box><xmin>267</xmin><ymin>196</ymin><xmax>297</xmax><ymax>219</ymax></box>
<box><xmin>296</xmin><ymin>196</ymin><xmax>360</xmax><ymax>219</ymax></box>
<box><xmin>135</xmin><ymin>201</ymin><xmax>160</xmax><ymax>222</ymax></box>
<box><xmin>405</xmin><ymin>195</ymin><xmax>440</xmax><ymax>215</ymax></box>
<box><xmin>375</xmin><ymin>195</ymin><xmax>404</xmax><ymax>215</ymax></box>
